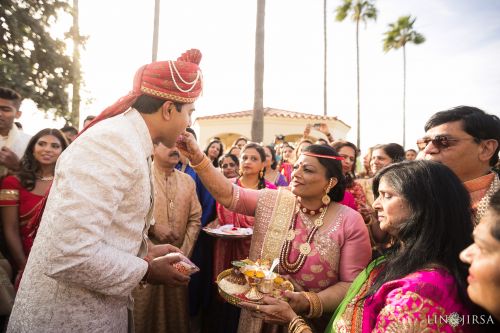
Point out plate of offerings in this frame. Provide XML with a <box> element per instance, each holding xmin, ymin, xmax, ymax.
<box><xmin>203</xmin><ymin>224</ymin><xmax>253</xmax><ymax>239</ymax></box>
<box><xmin>216</xmin><ymin>259</ymin><xmax>294</xmax><ymax>306</ymax></box>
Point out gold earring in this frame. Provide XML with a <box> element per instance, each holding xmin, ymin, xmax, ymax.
<box><xmin>239</xmin><ymin>167</ymin><xmax>244</xmax><ymax>176</ymax></box>
<box><xmin>259</xmin><ymin>169</ymin><xmax>264</xmax><ymax>178</ymax></box>
<box><xmin>322</xmin><ymin>179</ymin><xmax>334</xmax><ymax>205</ymax></box>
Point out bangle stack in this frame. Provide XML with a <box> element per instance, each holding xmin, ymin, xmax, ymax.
<box><xmin>288</xmin><ymin>316</ymin><xmax>311</xmax><ymax>333</ymax></box>
<box><xmin>191</xmin><ymin>154</ymin><xmax>211</xmax><ymax>172</ymax></box>
<box><xmin>301</xmin><ymin>291</ymin><xmax>323</xmax><ymax>318</ymax></box>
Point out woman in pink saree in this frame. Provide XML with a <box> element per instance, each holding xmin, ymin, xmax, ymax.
<box><xmin>245</xmin><ymin>161</ymin><xmax>481</xmax><ymax>333</ymax></box>
<box><xmin>178</xmin><ymin>138</ymin><xmax>371</xmax><ymax>333</ymax></box>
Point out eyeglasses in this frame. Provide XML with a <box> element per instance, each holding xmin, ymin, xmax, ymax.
<box><xmin>416</xmin><ymin>135</ymin><xmax>478</xmax><ymax>151</ymax></box>
<box><xmin>221</xmin><ymin>163</ymin><xmax>236</xmax><ymax>169</ymax></box>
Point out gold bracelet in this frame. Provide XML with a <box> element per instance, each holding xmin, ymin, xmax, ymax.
<box><xmin>191</xmin><ymin>155</ymin><xmax>211</xmax><ymax>172</ymax></box>
<box><xmin>296</xmin><ymin>323</ymin><xmax>312</xmax><ymax>333</ymax></box>
<box><xmin>302</xmin><ymin>291</ymin><xmax>323</xmax><ymax>318</ymax></box>
<box><xmin>288</xmin><ymin>315</ymin><xmax>305</xmax><ymax>333</ymax></box>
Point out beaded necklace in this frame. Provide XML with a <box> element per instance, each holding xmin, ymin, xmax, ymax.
<box><xmin>279</xmin><ymin>201</ymin><xmax>329</xmax><ymax>274</ymax></box>
<box><xmin>474</xmin><ymin>174</ymin><xmax>500</xmax><ymax>225</ymax></box>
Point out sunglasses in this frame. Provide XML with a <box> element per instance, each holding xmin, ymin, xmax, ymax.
<box><xmin>221</xmin><ymin>162</ymin><xmax>236</xmax><ymax>169</ymax></box>
<box><xmin>416</xmin><ymin>135</ymin><xmax>478</xmax><ymax>151</ymax></box>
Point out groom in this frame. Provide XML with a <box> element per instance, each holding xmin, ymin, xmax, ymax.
<box><xmin>8</xmin><ymin>49</ymin><xmax>204</xmax><ymax>332</ymax></box>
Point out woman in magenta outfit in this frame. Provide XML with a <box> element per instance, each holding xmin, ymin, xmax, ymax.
<box><xmin>248</xmin><ymin>161</ymin><xmax>480</xmax><ymax>333</ymax></box>
<box><xmin>0</xmin><ymin>128</ymin><xmax>68</xmax><ymax>288</ymax></box>
<box><xmin>178</xmin><ymin>138</ymin><xmax>371</xmax><ymax>333</ymax></box>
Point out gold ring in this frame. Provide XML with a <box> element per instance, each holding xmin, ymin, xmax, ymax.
<box><xmin>256</xmin><ymin>304</ymin><xmax>260</xmax><ymax>312</ymax></box>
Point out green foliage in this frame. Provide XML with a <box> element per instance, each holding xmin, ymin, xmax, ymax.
<box><xmin>335</xmin><ymin>0</ymin><xmax>378</xmax><ymax>24</ymax></box>
<box><xmin>0</xmin><ymin>0</ymin><xmax>74</xmax><ymax>121</ymax></box>
<box><xmin>383</xmin><ymin>15</ymin><xmax>426</xmax><ymax>52</ymax></box>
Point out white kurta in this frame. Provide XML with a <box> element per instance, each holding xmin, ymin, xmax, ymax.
<box><xmin>8</xmin><ymin>109</ymin><xmax>153</xmax><ymax>332</ymax></box>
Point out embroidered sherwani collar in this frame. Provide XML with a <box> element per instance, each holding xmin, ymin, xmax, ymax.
<box><xmin>124</xmin><ymin>108</ymin><xmax>153</xmax><ymax>160</ymax></box>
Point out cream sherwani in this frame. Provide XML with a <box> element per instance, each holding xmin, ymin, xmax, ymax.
<box><xmin>8</xmin><ymin>109</ymin><xmax>153</xmax><ymax>333</ymax></box>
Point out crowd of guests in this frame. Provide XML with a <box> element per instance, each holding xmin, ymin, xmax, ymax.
<box><xmin>1</xmin><ymin>83</ymin><xmax>500</xmax><ymax>333</ymax></box>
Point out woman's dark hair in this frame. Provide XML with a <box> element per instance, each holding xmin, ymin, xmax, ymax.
<box><xmin>489</xmin><ymin>189</ymin><xmax>500</xmax><ymax>241</ymax></box>
<box><xmin>372</xmin><ymin>143</ymin><xmax>405</xmax><ymax>163</ymax></box>
<box><xmin>302</xmin><ymin>145</ymin><xmax>346</xmax><ymax>203</ymax></box>
<box><xmin>331</xmin><ymin>140</ymin><xmax>359</xmax><ymax>187</ymax></box>
<box><xmin>366</xmin><ymin>160</ymin><xmax>473</xmax><ymax>303</ymax></box>
<box><xmin>295</xmin><ymin>139</ymin><xmax>313</xmax><ymax>161</ymax></box>
<box><xmin>132</xmin><ymin>94</ymin><xmax>183</xmax><ymax>115</ymax></box>
<box><xmin>18</xmin><ymin>128</ymin><xmax>69</xmax><ymax>191</ymax></box>
<box><xmin>218</xmin><ymin>153</ymin><xmax>239</xmax><ymax>168</ymax></box>
<box><xmin>232</xmin><ymin>137</ymin><xmax>248</xmax><ymax>147</ymax></box>
<box><xmin>204</xmin><ymin>140</ymin><xmax>224</xmax><ymax>167</ymax></box>
<box><xmin>228</xmin><ymin>146</ymin><xmax>240</xmax><ymax>155</ymax></box>
<box><xmin>265</xmin><ymin>145</ymin><xmax>278</xmax><ymax>170</ymax></box>
<box><xmin>240</xmin><ymin>143</ymin><xmax>267</xmax><ymax>190</ymax></box>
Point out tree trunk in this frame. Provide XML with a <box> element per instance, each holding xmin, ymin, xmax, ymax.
<box><xmin>252</xmin><ymin>0</ymin><xmax>266</xmax><ymax>142</ymax></box>
<box><xmin>402</xmin><ymin>45</ymin><xmax>406</xmax><ymax>148</ymax></box>
<box><xmin>71</xmin><ymin>0</ymin><xmax>81</xmax><ymax>129</ymax></box>
<box><xmin>323</xmin><ymin>0</ymin><xmax>327</xmax><ymax>116</ymax></box>
<box><xmin>355</xmin><ymin>18</ymin><xmax>361</xmax><ymax>149</ymax></box>
<box><xmin>152</xmin><ymin>0</ymin><xmax>160</xmax><ymax>62</ymax></box>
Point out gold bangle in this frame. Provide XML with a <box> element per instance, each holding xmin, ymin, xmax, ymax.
<box><xmin>296</xmin><ymin>323</ymin><xmax>312</xmax><ymax>333</ymax></box>
<box><xmin>302</xmin><ymin>291</ymin><xmax>323</xmax><ymax>318</ymax></box>
<box><xmin>191</xmin><ymin>155</ymin><xmax>211</xmax><ymax>172</ymax></box>
<box><xmin>288</xmin><ymin>316</ymin><xmax>305</xmax><ymax>333</ymax></box>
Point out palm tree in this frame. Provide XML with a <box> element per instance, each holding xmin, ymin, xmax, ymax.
<box><xmin>251</xmin><ymin>0</ymin><xmax>266</xmax><ymax>142</ymax></box>
<box><xmin>70</xmin><ymin>0</ymin><xmax>81</xmax><ymax>129</ymax></box>
<box><xmin>335</xmin><ymin>0</ymin><xmax>377</xmax><ymax>150</ymax></box>
<box><xmin>383</xmin><ymin>15</ymin><xmax>425</xmax><ymax>148</ymax></box>
<box><xmin>152</xmin><ymin>0</ymin><xmax>160</xmax><ymax>62</ymax></box>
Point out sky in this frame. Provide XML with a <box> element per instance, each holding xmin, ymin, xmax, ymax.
<box><xmin>20</xmin><ymin>0</ymin><xmax>500</xmax><ymax>152</ymax></box>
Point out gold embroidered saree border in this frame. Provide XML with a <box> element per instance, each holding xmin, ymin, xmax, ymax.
<box><xmin>260</xmin><ymin>187</ymin><xmax>296</xmax><ymax>261</ymax></box>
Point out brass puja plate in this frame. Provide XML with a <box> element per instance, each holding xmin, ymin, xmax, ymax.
<box><xmin>216</xmin><ymin>268</ymin><xmax>294</xmax><ymax>306</ymax></box>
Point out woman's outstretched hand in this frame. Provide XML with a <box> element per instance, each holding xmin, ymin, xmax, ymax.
<box><xmin>176</xmin><ymin>131</ymin><xmax>204</xmax><ymax>164</ymax></box>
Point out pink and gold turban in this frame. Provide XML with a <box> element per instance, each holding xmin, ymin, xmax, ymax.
<box><xmin>82</xmin><ymin>49</ymin><xmax>203</xmax><ymax>133</ymax></box>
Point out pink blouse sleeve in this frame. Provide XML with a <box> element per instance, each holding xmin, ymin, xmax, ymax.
<box><xmin>338</xmin><ymin>209</ymin><xmax>372</xmax><ymax>282</ymax></box>
<box><xmin>228</xmin><ymin>184</ymin><xmax>259</xmax><ymax>216</ymax></box>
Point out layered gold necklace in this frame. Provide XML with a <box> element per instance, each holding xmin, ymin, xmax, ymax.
<box><xmin>279</xmin><ymin>200</ymin><xmax>329</xmax><ymax>274</ymax></box>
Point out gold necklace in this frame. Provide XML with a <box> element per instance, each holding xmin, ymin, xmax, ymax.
<box><xmin>165</xmin><ymin>171</ymin><xmax>177</xmax><ymax>212</ymax></box>
<box><xmin>279</xmin><ymin>200</ymin><xmax>328</xmax><ymax>274</ymax></box>
<box><xmin>239</xmin><ymin>177</ymin><xmax>259</xmax><ymax>189</ymax></box>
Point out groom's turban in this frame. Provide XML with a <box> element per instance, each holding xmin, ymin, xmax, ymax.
<box><xmin>83</xmin><ymin>49</ymin><xmax>203</xmax><ymax>133</ymax></box>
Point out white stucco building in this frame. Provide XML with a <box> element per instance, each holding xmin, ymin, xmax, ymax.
<box><xmin>193</xmin><ymin>107</ymin><xmax>351</xmax><ymax>149</ymax></box>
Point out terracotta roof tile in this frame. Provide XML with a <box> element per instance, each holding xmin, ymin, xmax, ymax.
<box><xmin>196</xmin><ymin>107</ymin><xmax>345</xmax><ymax>124</ymax></box>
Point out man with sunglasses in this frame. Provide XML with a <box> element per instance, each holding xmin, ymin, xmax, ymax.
<box><xmin>419</xmin><ymin>106</ymin><xmax>500</xmax><ymax>224</ymax></box>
